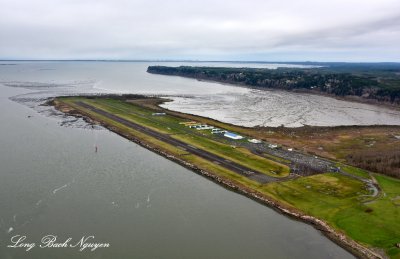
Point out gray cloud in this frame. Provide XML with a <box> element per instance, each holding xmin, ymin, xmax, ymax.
<box><xmin>0</xmin><ymin>0</ymin><xmax>399</xmax><ymax>61</ymax></box>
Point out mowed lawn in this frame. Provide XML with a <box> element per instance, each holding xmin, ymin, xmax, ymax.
<box><xmin>263</xmin><ymin>172</ymin><xmax>400</xmax><ymax>258</ymax></box>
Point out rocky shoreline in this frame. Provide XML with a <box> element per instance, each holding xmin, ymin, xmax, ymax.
<box><xmin>52</xmin><ymin>98</ymin><xmax>386</xmax><ymax>259</ymax></box>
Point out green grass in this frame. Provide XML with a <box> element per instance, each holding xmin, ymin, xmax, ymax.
<box><xmin>262</xmin><ymin>153</ymin><xmax>291</xmax><ymax>164</ymax></box>
<box><xmin>262</xmin><ymin>173</ymin><xmax>400</xmax><ymax>258</ymax></box>
<box><xmin>337</xmin><ymin>163</ymin><xmax>371</xmax><ymax>179</ymax></box>
<box><xmin>183</xmin><ymin>154</ymin><xmax>266</xmax><ymax>188</ymax></box>
<box><xmin>171</xmin><ymin>132</ymin><xmax>288</xmax><ymax>177</ymax></box>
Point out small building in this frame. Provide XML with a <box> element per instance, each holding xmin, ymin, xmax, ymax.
<box><xmin>196</xmin><ymin>126</ymin><xmax>214</xmax><ymax>130</ymax></box>
<box><xmin>152</xmin><ymin>112</ymin><xmax>166</xmax><ymax>116</ymax></box>
<box><xmin>224</xmin><ymin>132</ymin><xmax>244</xmax><ymax>140</ymax></box>
<box><xmin>268</xmin><ymin>144</ymin><xmax>278</xmax><ymax>149</ymax></box>
<box><xmin>211</xmin><ymin>130</ymin><xmax>226</xmax><ymax>134</ymax></box>
<box><xmin>248</xmin><ymin>139</ymin><xmax>262</xmax><ymax>144</ymax></box>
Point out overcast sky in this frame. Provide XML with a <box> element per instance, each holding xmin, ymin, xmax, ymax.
<box><xmin>0</xmin><ymin>0</ymin><xmax>399</xmax><ymax>61</ymax></box>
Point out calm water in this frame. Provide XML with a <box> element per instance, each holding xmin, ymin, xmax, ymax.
<box><xmin>0</xmin><ymin>61</ymin><xmax>357</xmax><ymax>258</ymax></box>
<box><xmin>2</xmin><ymin>61</ymin><xmax>399</xmax><ymax>127</ymax></box>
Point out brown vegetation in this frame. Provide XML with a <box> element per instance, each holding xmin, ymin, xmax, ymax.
<box><xmin>347</xmin><ymin>149</ymin><xmax>400</xmax><ymax>178</ymax></box>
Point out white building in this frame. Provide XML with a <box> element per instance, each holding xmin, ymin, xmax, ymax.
<box><xmin>152</xmin><ymin>112</ymin><xmax>166</xmax><ymax>116</ymax></box>
<box><xmin>248</xmin><ymin>139</ymin><xmax>262</xmax><ymax>144</ymax></box>
<box><xmin>224</xmin><ymin>132</ymin><xmax>244</xmax><ymax>140</ymax></box>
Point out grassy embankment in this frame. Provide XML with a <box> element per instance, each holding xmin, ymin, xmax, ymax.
<box><xmin>56</xmin><ymin>96</ymin><xmax>400</xmax><ymax>258</ymax></box>
<box><xmin>264</xmin><ymin>170</ymin><xmax>400</xmax><ymax>258</ymax></box>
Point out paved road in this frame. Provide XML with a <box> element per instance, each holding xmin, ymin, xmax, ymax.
<box><xmin>76</xmin><ymin>101</ymin><xmax>278</xmax><ymax>183</ymax></box>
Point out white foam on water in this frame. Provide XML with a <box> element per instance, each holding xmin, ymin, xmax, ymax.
<box><xmin>52</xmin><ymin>184</ymin><xmax>68</xmax><ymax>194</ymax></box>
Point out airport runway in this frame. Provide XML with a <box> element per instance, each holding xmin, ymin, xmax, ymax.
<box><xmin>76</xmin><ymin>101</ymin><xmax>278</xmax><ymax>183</ymax></box>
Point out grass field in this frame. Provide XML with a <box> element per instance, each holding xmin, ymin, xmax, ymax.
<box><xmin>55</xmin><ymin>96</ymin><xmax>400</xmax><ymax>258</ymax></box>
<box><xmin>263</xmin><ymin>173</ymin><xmax>400</xmax><ymax>258</ymax></box>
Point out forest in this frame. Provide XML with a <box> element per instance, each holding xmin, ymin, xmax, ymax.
<box><xmin>148</xmin><ymin>64</ymin><xmax>400</xmax><ymax>105</ymax></box>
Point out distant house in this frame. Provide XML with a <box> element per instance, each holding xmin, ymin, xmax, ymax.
<box><xmin>224</xmin><ymin>132</ymin><xmax>244</xmax><ymax>140</ymax></box>
<box><xmin>211</xmin><ymin>130</ymin><xmax>226</xmax><ymax>134</ymax></box>
<box><xmin>248</xmin><ymin>139</ymin><xmax>262</xmax><ymax>144</ymax></box>
<box><xmin>196</xmin><ymin>125</ymin><xmax>214</xmax><ymax>130</ymax></box>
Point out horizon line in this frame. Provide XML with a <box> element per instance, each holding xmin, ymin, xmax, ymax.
<box><xmin>1</xmin><ymin>59</ymin><xmax>400</xmax><ymax>64</ymax></box>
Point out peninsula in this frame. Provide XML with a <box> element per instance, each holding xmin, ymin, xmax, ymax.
<box><xmin>51</xmin><ymin>95</ymin><xmax>400</xmax><ymax>258</ymax></box>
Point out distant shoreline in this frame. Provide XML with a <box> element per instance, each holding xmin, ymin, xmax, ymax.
<box><xmin>147</xmin><ymin>65</ymin><xmax>400</xmax><ymax>109</ymax></box>
<box><xmin>173</xmin><ymin>75</ymin><xmax>400</xmax><ymax>111</ymax></box>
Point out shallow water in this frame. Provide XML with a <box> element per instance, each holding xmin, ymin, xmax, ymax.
<box><xmin>0</xmin><ymin>61</ymin><xmax>360</xmax><ymax>258</ymax></box>
<box><xmin>1</xmin><ymin>61</ymin><xmax>399</xmax><ymax>127</ymax></box>
<box><xmin>161</xmin><ymin>89</ymin><xmax>400</xmax><ymax>128</ymax></box>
